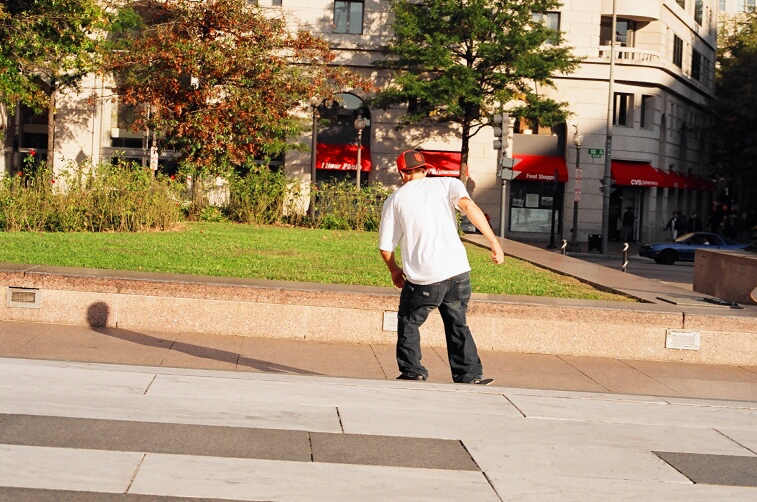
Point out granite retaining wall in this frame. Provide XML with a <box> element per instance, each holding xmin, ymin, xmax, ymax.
<box><xmin>2</xmin><ymin>265</ymin><xmax>756</xmax><ymax>366</ymax></box>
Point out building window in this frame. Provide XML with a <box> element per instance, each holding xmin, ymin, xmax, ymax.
<box><xmin>694</xmin><ymin>0</ymin><xmax>703</xmax><ymax>24</ymax></box>
<box><xmin>17</xmin><ymin>105</ymin><xmax>49</xmax><ymax>150</ymax></box>
<box><xmin>111</xmin><ymin>100</ymin><xmax>144</xmax><ymax>149</ymax></box>
<box><xmin>272</xmin><ymin>0</ymin><xmax>282</xmax><ymax>5</ymax></box>
<box><xmin>673</xmin><ymin>35</ymin><xmax>683</xmax><ymax>67</ymax></box>
<box><xmin>745</xmin><ymin>0</ymin><xmax>757</xmax><ymax>11</ymax></box>
<box><xmin>719</xmin><ymin>0</ymin><xmax>726</xmax><ymax>10</ymax></box>
<box><xmin>532</xmin><ymin>12</ymin><xmax>561</xmax><ymax>43</ymax></box>
<box><xmin>676</xmin><ymin>0</ymin><xmax>686</xmax><ymax>8</ymax></box>
<box><xmin>600</xmin><ymin>17</ymin><xmax>636</xmax><ymax>46</ymax></box>
<box><xmin>334</xmin><ymin>0</ymin><xmax>363</xmax><ymax>34</ymax></box>
<box><xmin>640</xmin><ymin>95</ymin><xmax>654</xmax><ymax>129</ymax></box>
<box><xmin>691</xmin><ymin>49</ymin><xmax>702</xmax><ymax>80</ymax></box>
<box><xmin>613</xmin><ymin>93</ymin><xmax>634</xmax><ymax>127</ymax></box>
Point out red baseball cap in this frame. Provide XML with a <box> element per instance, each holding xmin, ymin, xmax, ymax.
<box><xmin>396</xmin><ymin>150</ymin><xmax>432</xmax><ymax>173</ymax></box>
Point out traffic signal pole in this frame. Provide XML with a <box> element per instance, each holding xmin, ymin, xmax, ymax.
<box><xmin>492</xmin><ymin>112</ymin><xmax>512</xmax><ymax>238</ymax></box>
<box><xmin>601</xmin><ymin>0</ymin><xmax>617</xmax><ymax>254</ymax></box>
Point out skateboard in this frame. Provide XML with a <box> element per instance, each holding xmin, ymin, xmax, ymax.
<box><xmin>470</xmin><ymin>378</ymin><xmax>495</xmax><ymax>386</ymax></box>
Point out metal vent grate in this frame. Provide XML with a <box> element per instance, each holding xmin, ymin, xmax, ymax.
<box><xmin>7</xmin><ymin>287</ymin><xmax>41</xmax><ymax>308</ymax></box>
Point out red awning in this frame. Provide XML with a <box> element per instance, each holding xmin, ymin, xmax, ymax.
<box><xmin>663</xmin><ymin>170</ymin><xmax>690</xmax><ymax>189</ymax></box>
<box><xmin>661</xmin><ymin>173</ymin><xmax>715</xmax><ymax>191</ymax></box>
<box><xmin>316</xmin><ymin>143</ymin><xmax>371</xmax><ymax>172</ymax></box>
<box><xmin>611</xmin><ymin>161</ymin><xmax>664</xmax><ymax>187</ymax></box>
<box><xmin>419</xmin><ymin>150</ymin><xmax>461</xmax><ymax>177</ymax></box>
<box><xmin>512</xmin><ymin>155</ymin><xmax>568</xmax><ymax>182</ymax></box>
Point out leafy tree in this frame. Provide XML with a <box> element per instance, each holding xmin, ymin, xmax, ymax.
<box><xmin>712</xmin><ymin>12</ymin><xmax>757</xmax><ymax>210</ymax></box>
<box><xmin>104</xmin><ymin>0</ymin><xmax>367</xmax><ymax>178</ymax></box>
<box><xmin>0</xmin><ymin>0</ymin><xmax>108</xmax><ymax>169</ymax></box>
<box><xmin>373</xmin><ymin>0</ymin><xmax>580</xmax><ymax>180</ymax></box>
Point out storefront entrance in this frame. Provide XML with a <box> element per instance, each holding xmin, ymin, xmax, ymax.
<box><xmin>610</xmin><ymin>160</ymin><xmax>660</xmax><ymax>242</ymax></box>
<box><xmin>610</xmin><ymin>186</ymin><xmax>643</xmax><ymax>242</ymax></box>
<box><xmin>315</xmin><ymin>93</ymin><xmax>371</xmax><ymax>184</ymax></box>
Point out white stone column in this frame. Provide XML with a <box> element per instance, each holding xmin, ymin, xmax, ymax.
<box><xmin>644</xmin><ymin>186</ymin><xmax>657</xmax><ymax>243</ymax></box>
<box><xmin>661</xmin><ymin>187</ymin><xmax>670</xmax><ymax>232</ymax></box>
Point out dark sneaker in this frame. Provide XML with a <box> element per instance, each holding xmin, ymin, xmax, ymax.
<box><xmin>463</xmin><ymin>377</ymin><xmax>494</xmax><ymax>385</ymax></box>
<box><xmin>396</xmin><ymin>373</ymin><xmax>427</xmax><ymax>381</ymax></box>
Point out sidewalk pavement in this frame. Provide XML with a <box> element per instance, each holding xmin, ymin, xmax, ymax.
<box><xmin>3</xmin><ymin>319</ymin><xmax>757</xmax><ymax>401</ymax></box>
<box><xmin>463</xmin><ymin>234</ymin><xmax>757</xmax><ymax>310</ymax></box>
<box><xmin>2</xmin><ymin>339</ymin><xmax>757</xmax><ymax>500</ymax></box>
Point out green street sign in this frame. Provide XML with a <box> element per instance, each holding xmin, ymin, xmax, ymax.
<box><xmin>587</xmin><ymin>148</ymin><xmax>604</xmax><ymax>158</ymax></box>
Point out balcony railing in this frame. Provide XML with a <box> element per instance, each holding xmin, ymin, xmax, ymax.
<box><xmin>576</xmin><ymin>46</ymin><xmax>714</xmax><ymax>95</ymax></box>
<box><xmin>596</xmin><ymin>46</ymin><xmax>663</xmax><ymax>64</ymax></box>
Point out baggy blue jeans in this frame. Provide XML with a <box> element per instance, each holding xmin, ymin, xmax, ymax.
<box><xmin>396</xmin><ymin>272</ymin><xmax>483</xmax><ymax>383</ymax></box>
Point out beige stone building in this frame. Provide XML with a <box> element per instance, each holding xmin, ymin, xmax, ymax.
<box><xmin>719</xmin><ymin>0</ymin><xmax>755</xmax><ymax>18</ymax></box>
<box><xmin>2</xmin><ymin>0</ymin><xmax>718</xmax><ymax>245</ymax></box>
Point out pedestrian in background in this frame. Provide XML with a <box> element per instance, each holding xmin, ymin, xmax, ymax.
<box><xmin>378</xmin><ymin>150</ymin><xmax>504</xmax><ymax>384</ymax></box>
<box><xmin>622</xmin><ymin>207</ymin><xmax>634</xmax><ymax>243</ymax></box>
<box><xmin>664</xmin><ymin>211</ymin><xmax>679</xmax><ymax>240</ymax></box>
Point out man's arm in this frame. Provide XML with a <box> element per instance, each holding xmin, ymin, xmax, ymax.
<box><xmin>457</xmin><ymin>197</ymin><xmax>505</xmax><ymax>264</ymax></box>
<box><xmin>380</xmin><ymin>250</ymin><xmax>405</xmax><ymax>288</ymax></box>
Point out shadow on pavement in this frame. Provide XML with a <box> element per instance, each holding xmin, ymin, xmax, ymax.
<box><xmin>86</xmin><ymin>302</ymin><xmax>321</xmax><ymax>376</ymax></box>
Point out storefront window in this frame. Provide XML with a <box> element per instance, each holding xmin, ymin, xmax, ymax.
<box><xmin>509</xmin><ymin>180</ymin><xmax>561</xmax><ymax>233</ymax></box>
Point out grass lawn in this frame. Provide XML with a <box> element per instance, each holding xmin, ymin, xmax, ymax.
<box><xmin>0</xmin><ymin>222</ymin><xmax>629</xmax><ymax>301</ymax></box>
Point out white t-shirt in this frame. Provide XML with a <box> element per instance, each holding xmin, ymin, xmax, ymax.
<box><xmin>378</xmin><ymin>177</ymin><xmax>471</xmax><ymax>285</ymax></box>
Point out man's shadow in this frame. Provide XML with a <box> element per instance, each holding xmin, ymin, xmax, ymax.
<box><xmin>86</xmin><ymin>302</ymin><xmax>320</xmax><ymax>375</ymax></box>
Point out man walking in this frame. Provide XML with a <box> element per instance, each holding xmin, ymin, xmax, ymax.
<box><xmin>378</xmin><ymin>150</ymin><xmax>505</xmax><ymax>384</ymax></box>
<box><xmin>622</xmin><ymin>207</ymin><xmax>635</xmax><ymax>243</ymax></box>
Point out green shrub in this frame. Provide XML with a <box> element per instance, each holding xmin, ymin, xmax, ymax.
<box><xmin>0</xmin><ymin>161</ymin><xmax>182</xmax><ymax>232</ymax></box>
<box><xmin>199</xmin><ymin>206</ymin><xmax>227</xmax><ymax>222</ymax></box>
<box><xmin>0</xmin><ymin>158</ymin><xmax>391</xmax><ymax>233</ymax></box>
<box><xmin>226</xmin><ymin>166</ymin><xmax>299</xmax><ymax>225</ymax></box>
<box><xmin>308</xmin><ymin>180</ymin><xmax>390</xmax><ymax>232</ymax></box>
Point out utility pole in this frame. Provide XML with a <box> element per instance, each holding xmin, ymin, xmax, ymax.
<box><xmin>571</xmin><ymin>124</ymin><xmax>584</xmax><ymax>247</ymax></box>
<box><xmin>601</xmin><ymin>0</ymin><xmax>617</xmax><ymax>254</ymax></box>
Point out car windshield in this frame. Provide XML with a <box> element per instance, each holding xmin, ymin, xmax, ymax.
<box><xmin>674</xmin><ymin>233</ymin><xmax>695</xmax><ymax>243</ymax></box>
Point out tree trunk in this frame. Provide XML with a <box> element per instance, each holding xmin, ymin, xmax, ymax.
<box><xmin>0</xmin><ymin>103</ymin><xmax>8</xmax><ymax>177</ymax></box>
<box><xmin>460</xmin><ymin>119</ymin><xmax>470</xmax><ymax>186</ymax></box>
<box><xmin>46</xmin><ymin>89</ymin><xmax>56</xmax><ymax>171</ymax></box>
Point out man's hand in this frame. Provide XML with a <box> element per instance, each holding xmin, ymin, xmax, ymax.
<box><xmin>380</xmin><ymin>250</ymin><xmax>406</xmax><ymax>289</ymax></box>
<box><xmin>390</xmin><ymin>267</ymin><xmax>405</xmax><ymax>289</ymax></box>
<box><xmin>490</xmin><ymin>241</ymin><xmax>505</xmax><ymax>264</ymax></box>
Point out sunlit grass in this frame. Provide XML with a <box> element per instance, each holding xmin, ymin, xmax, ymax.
<box><xmin>0</xmin><ymin>222</ymin><xmax>629</xmax><ymax>301</ymax></box>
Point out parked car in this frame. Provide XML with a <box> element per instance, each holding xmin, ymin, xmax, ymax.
<box><xmin>639</xmin><ymin>232</ymin><xmax>749</xmax><ymax>265</ymax></box>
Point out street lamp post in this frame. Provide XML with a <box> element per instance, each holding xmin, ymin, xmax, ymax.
<box><xmin>354</xmin><ymin>114</ymin><xmax>368</xmax><ymax>190</ymax></box>
<box><xmin>309</xmin><ymin>96</ymin><xmax>320</xmax><ymax>187</ymax></box>
<box><xmin>572</xmin><ymin>125</ymin><xmax>584</xmax><ymax>247</ymax></box>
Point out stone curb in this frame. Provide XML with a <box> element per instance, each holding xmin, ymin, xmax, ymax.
<box><xmin>1</xmin><ymin>264</ymin><xmax>756</xmax><ymax>366</ymax></box>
